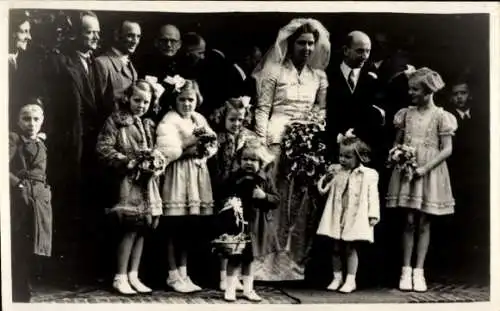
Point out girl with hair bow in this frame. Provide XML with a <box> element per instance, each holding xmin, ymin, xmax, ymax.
<box><xmin>386</xmin><ymin>67</ymin><xmax>457</xmax><ymax>292</ymax></box>
<box><xmin>316</xmin><ymin>129</ymin><xmax>380</xmax><ymax>293</ymax></box>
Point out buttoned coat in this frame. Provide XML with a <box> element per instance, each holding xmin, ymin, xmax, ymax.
<box><xmin>316</xmin><ymin>164</ymin><xmax>380</xmax><ymax>243</ymax></box>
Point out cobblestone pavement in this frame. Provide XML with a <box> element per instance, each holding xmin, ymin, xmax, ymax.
<box><xmin>30</xmin><ymin>285</ymin><xmax>299</xmax><ymax>304</ymax></box>
<box><xmin>29</xmin><ymin>280</ymin><xmax>489</xmax><ymax>304</ymax></box>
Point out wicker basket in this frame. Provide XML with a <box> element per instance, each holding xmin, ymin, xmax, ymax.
<box><xmin>212</xmin><ymin>239</ymin><xmax>251</xmax><ymax>255</ymax></box>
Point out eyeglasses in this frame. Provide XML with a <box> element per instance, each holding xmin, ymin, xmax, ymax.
<box><xmin>158</xmin><ymin>38</ymin><xmax>180</xmax><ymax>44</ymax></box>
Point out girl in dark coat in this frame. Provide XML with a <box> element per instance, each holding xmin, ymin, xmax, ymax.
<box><xmin>96</xmin><ymin>80</ymin><xmax>164</xmax><ymax>295</ymax></box>
<box><xmin>215</xmin><ymin>139</ymin><xmax>280</xmax><ymax>302</ymax></box>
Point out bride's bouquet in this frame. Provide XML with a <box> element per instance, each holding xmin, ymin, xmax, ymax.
<box><xmin>281</xmin><ymin>109</ymin><xmax>330</xmax><ymax>187</ymax></box>
<box><xmin>387</xmin><ymin>144</ymin><xmax>418</xmax><ymax>180</ymax></box>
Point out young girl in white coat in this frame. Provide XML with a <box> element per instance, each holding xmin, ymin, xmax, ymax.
<box><xmin>316</xmin><ymin>129</ymin><xmax>380</xmax><ymax>293</ymax></box>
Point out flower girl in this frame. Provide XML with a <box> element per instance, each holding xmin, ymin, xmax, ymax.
<box><xmin>316</xmin><ymin>129</ymin><xmax>380</xmax><ymax>293</ymax></box>
<box><xmin>156</xmin><ymin>77</ymin><xmax>218</xmax><ymax>292</ymax></box>
<box><xmin>96</xmin><ymin>80</ymin><xmax>165</xmax><ymax>295</ymax></box>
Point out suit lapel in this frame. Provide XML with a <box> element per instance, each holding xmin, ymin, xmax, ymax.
<box><xmin>66</xmin><ymin>53</ymin><xmax>96</xmax><ymax>109</ymax></box>
<box><xmin>108</xmin><ymin>51</ymin><xmax>136</xmax><ymax>81</ymax></box>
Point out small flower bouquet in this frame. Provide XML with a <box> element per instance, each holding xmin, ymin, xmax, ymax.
<box><xmin>132</xmin><ymin>148</ymin><xmax>167</xmax><ymax>181</ymax></box>
<box><xmin>212</xmin><ymin>197</ymin><xmax>251</xmax><ymax>255</ymax></box>
<box><xmin>193</xmin><ymin>127</ymin><xmax>218</xmax><ymax>159</ymax></box>
<box><xmin>281</xmin><ymin>109</ymin><xmax>330</xmax><ymax>187</ymax></box>
<box><xmin>387</xmin><ymin>144</ymin><xmax>418</xmax><ymax>180</ymax></box>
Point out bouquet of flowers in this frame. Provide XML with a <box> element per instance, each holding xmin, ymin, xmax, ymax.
<box><xmin>281</xmin><ymin>109</ymin><xmax>330</xmax><ymax>187</ymax></box>
<box><xmin>387</xmin><ymin>144</ymin><xmax>418</xmax><ymax>180</ymax></box>
<box><xmin>193</xmin><ymin>127</ymin><xmax>218</xmax><ymax>159</ymax></box>
<box><xmin>211</xmin><ymin>197</ymin><xmax>251</xmax><ymax>255</ymax></box>
<box><xmin>132</xmin><ymin>148</ymin><xmax>167</xmax><ymax>181</ymax></box>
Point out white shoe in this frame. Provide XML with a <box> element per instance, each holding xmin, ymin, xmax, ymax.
<box><xmin>167</xmin><ymin>276</ymin><xmax>191</xmax><ymax>293</ymax></box>
<box><xmin>327</xmin><ymin>278</ymin><xmax>343</xmax><ymax>291</ymax></box>
<box><xmin>399</xmin><ymin>266</ymin><xmax>412</xmax><ymax>291</ymax></box>
<box><xmin>327</xmin><ymin>272</ymin><xmax>343</xmax><ymax>291</ymax></box>
<box><xmin>243</xmin><ymin>290</ymin><xmax>262</xmax><ymax>302</ymax></box>
<box><xmin>128</xmin><ymin>275</ymin><xmax>152</xmax><ymax>294</ymax></box>
<box><xmin>184</xmin><ymin>276</ymin><xmax>202</xmax><ymax>292</ymax></box>
<box><xmin>338</xmin><ymin>275</ymin><xmax>356</xmax><ymax>293</ymax></box>
<box><xmin>412</xmin><ymin>268</ymin><xmax>427</xmax><ymax>292</ymax></box>
<box><xmin>224</xmin><ymin>276</ymin><xmax>237</xmax><ymax>302</ymax></box>
<box><xmin>224</xmin><ymin>290</ymin><xmax>237</xmax><ymax>302</ymax></box>
<box><xmin>113</xmin><ymin>277</ymin><xmax>137</xmax><ymax>295</ymax></box>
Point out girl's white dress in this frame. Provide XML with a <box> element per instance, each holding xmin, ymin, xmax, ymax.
<box><xmin>316</xmin><ymin>164</ymin><xmax>380</xmax><ymax>243</ymax></box>
<box><xmin>156</xmin><ymin>110</ymin><xmax>217</xmax><ymax>216</ymax></box>
<box><xmin>386</xmin><ymin>106</ymin><xmax>457</xmax><ymax>215</ymax></box>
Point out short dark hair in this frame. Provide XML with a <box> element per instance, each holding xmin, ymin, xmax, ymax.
<box><xmin>17</xmin><ymin>97</ymin><xmax>45</xmax><ymax>118</ymax></box>
<box><xmin>9</xmin><ymin>10</ymin><xmax>31</xmax><ymax>52</ymax></box>
<box><xmin>182</xmin><ymin>32</ymin><xmax>205</xmax><ymax>49</ymax></box>
<box><xmin>9</xmin><ymin>10</ymin><xmax>30</xmax><ymax>36</ymax></box>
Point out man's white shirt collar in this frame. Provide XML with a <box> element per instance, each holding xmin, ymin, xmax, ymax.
<box><xmin>456</xmin><ymin>108</ymin><xmax>471</xmax><ymax>119</ymax></box>
<box><xmin>112</xmin><ymin>47</ymin><xmax>130</xmax><ymax>66</ymax></box>
<box><xmin>340</xmin><ymin>61</ymin><xmax>361</xmax><ymax>88</ymax></box>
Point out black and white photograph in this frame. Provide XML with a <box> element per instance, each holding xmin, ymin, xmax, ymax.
<box><xmin>2</xmin><ymin>1</ymin><xmax>498</xmax><ymax>309</ymax></box>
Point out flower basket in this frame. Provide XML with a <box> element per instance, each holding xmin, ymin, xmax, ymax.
<box><xmin>211</xmin><ymin>197</ymin><xmax>251</xmax><ymax>255</ymax></box>
<box><xmin>211</xmin><ymin>233</ymin><xmax>251</xmax><ymax>255</ymax></box>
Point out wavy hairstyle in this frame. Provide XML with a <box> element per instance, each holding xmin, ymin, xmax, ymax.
<box><xmin>210</xmin><ymin>97</ymin><xmax>252</xmax><ymax>132</ymax></box>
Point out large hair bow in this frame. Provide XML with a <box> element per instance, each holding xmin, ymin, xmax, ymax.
<box><xmin>336</xmin><ymin>128</ymin><xmax>356</xmax><ymax>144</ymax></box>
<box><xmin>164</xmin><ymin>75</ymin><xmax>186</xmax><ymax>92</ymax></box>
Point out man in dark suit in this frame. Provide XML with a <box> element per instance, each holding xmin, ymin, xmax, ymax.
<box><xmin>95</xmin><ymin>19</ymin><xmax>141</xmax><ymax>109</ymax></box>
<box><xmin>325</xmin><ymin>31</ymin><xmax>385</xmax><ymax>164</ymax></box>
<box><xmin>177</xmin><ymin>32</ymin><xmax>235</xmax><ymax>119</ymax></box>
<box><xmin>135</xmin><ymin>24</ymin><xmax>182</xmax><ymax>121</ymax></box>
<box><xmin>445</xmin><ymin>80</ymin><xmax>489</xmax><ymax>273</ymax></box>
<box><xmin>44</xmin><ymin>10</ymin><xmax>107</xmax><ymax>286</ymax></box>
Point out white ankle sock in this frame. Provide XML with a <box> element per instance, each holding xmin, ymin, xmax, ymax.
<box><xmin>114</xmin><ymin>274</ymin><xmax>127</xmax><ymax>281</ymax></box>
<box><xmin>333</xmin><ymin>271</ymin><xmax>343</xmax><ymax>280</ymax></box>
<box><xmin>179</xmin><ymin>266</ymin><xmax>187</xmax><ymax>279</ymax></box>
<box><xmin>242</xmin><ymin>275</ymin><xmax>253</xmax><ymax>293</ymax></box>
<box><xmin>128</xmin><ymin>271</ymin><xmax>138</xmax><ymax>279</ymax></box>
<box><xmin>168</xmin><ymin>269</ymin><xmax>179</xmax><ymax>280</ymax></box>
<box><xmin>220</xmin><ymin>270</ymin><xmax>227</xmax><ymax>281</ymax></box>
<box><xmin>345</xmin><ymin>274</ymin><xmax>356</xmax><ymax>283</ymax></box>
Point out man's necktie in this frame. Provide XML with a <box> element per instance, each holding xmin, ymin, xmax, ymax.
<box><xmin>348</xmin><ymin>70</ymin><xmax>356</xmax><ymax>91</ymax></box>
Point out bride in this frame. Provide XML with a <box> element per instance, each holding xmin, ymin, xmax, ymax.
<box><xmin>251</xmin><ymin>18</ymin><xmax>330</xmax><ymax>281</ymax></box>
